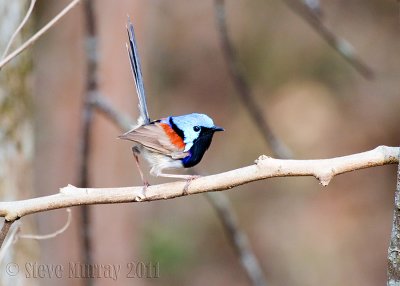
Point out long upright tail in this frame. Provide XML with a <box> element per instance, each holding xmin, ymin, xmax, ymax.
<box><xmin>126</xmin><ymin>17</ymin><xmax>150</xmax><ymax>125</ymax></box>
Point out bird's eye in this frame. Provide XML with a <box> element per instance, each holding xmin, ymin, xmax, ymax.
<box><xmin>193</xmin><ymin>126</ymin><xmax>200</xmax><ymax>132</ymax></box>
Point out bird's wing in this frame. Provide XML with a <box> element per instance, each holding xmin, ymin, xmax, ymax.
<box><xmin>119</xmin><ymin>122</ymin><xmax>188</xmax><ymax>159</ymax></box>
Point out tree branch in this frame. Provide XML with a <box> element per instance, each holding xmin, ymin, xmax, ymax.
<box><xmin>214</xmin><ymin>0</ymin><xmax>292</xmax><ymax>159</ymax></box>
<box><xmin>1</xmin><ymin>0</ymin><xmax>36</xmax><ymax>60</ymax></box>
<box><xmin>206</xmin><ymin>193</ymin><xmax>267</xmax><ymax>286</ymax></box>
<box><xmin>387</xmin><ymin>153</ymin><xmax>400</xmax><ymax>284</ymax></box>
<box><xmin>88</xmin><ymin>92</ymin><xmax>133</xmax><ymax>131</ymax></box>
<box><xmin>78</xmin><ymin>0</ymin><xmax>98</xmax><ymax>282</ymax></box>
<box><xmin>282</xmin><ymin>0</ymin><xmax>374</xmax><ymax>79</ymax></box>
<box><xmin>0</xmin><ymin>146</ymin><xmax>397</xmax><ymax>222</ymax></box>
<box><xmin>0</xmin><ymin>0</ymin><xmax>81</xmax><ymax>70</ymax></box>
<box><xmin>0</xmin><ymin>220</ymin><xmax>14</xmax><ymax>248</ymax></box>
<box><xmin>0</xmin><ymin>221</ymin><xmax>20</xmax><ymax>263</ymax></box>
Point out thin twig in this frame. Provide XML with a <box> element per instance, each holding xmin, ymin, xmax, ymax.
<box><xmin>214</xmin><ymin>0</ymin><xmax>292</xmax><ymax>159</ymax></box>
<box><xmin>206</xmin><ymin>193</ymin><xmax>267</xmax><ymax>286</ymax></box>
<box><xmin>19</xmin><ymin>209</ymin><xmax>72</xmax><ymax>240</ymax></box>
<box><xmin>387</xmin><ymin>153</ymin><xmax>400</xmax><ymax>284</ymax></box>
<box><xmin>1</xmin><ymin>0</ymin><xmax>37</xmax><ymax>60</ymax></box>
<box><xmin>282</xmin><ymin>0</ymin><xmax>374</xmax><ymax>79</ymax></box>
<box><xmin>0</xmin><ymin>146</ymin><xmax>397</xmax><ymax>222</ymax></box>
<box><xmin>88</xmin><ymin>92</ymin><xmax>133</xmax><ymax>131</ymax></box>
<box><xmin>0</xmin><ymin>210</ymin><xmax>71</xmax><ymax>260</ymax></box>
<box><xmin>0</xmin><ymin>0</ymin><xmax>81</xmax><ymax>70</ymax></box>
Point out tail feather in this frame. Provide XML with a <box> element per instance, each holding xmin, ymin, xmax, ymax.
<box><xmin>126</xmin><ymin>17</ymin><xmax>150</xmax><ymax>125</ymax></box>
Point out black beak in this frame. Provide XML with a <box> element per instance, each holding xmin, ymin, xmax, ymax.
<box><xmin>212</xmin><ymin>126</ymin><xmax>224</xmax><ymax>132</ymax></box>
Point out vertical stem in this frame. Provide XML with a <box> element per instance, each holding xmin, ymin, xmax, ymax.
<box><xmin>213</xmin><ymin>1</ymin><xmax>289</xmax><ymax>284</ymax></box>
<box><xmin>78</xmin><ymin>0</ymin><xmax>98</xmax><ymax>284</ymax></box>
<box><xmin>206</xmin><ymin>193</ymin><xmax>267</xmax><ymax>286</ymax></box>
<box><xmin>0</xmin><ymin>221</ymin><xmax>14</xmax><ymax>249</ymax></box>
<box><xmin>214</xmin><ymin>0</ymin><xmax>291</xmax><ymax>159</ymax></box>
<box><xmin>388</xmin><ymin>158</ymin><xmax>400</xmax><ymax>284</ymax></box>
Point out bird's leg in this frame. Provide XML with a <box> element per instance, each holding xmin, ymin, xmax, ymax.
<box><xmin>132</xmin><ymin>146</ymin><xmax>149</xmax><ymax>194</ymax></box>
<box><xmin>156</xmin><ymin>172</ymin><xmax>201</xmax><ymax>195</ymax></box>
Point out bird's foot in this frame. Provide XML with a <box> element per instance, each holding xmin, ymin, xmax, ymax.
<box><xmin>142</xmin><ymin>181</ymin><xmax>150</xmax><ymax>196</ymax></box>
<box><xmin>183</xmin><ymin>175</ymin><xmax>201</xmax><ymax>195</ymax></box>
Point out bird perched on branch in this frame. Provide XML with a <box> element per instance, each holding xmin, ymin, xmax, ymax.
<box><xmin>119</xmin><ymin>18</ymin><xmax>224</xmax><ymax>190</ymax></box>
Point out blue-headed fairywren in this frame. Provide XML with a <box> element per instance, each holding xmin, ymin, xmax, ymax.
<box><xmin>119</xmin><ymin>19</ymin><xmax>224</xmax><ymax>188</ymax></box>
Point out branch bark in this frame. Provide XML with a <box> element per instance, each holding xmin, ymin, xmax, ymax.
<box><xmin>0</xmin><ymin>220</ymin><xmax>14</xmax><ymax>248</ymax></box>
<box><xmin>0</xmin><ymin>146</ymin><xmax>397</xmax><ymax>222</ymax></box>
<box><xmin>387</xmin><ymin>153</ymin><xmax>400</xmax><ymax>285</ymax></box>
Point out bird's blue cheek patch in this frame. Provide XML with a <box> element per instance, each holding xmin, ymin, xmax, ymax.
<box><xmin>181</xmin><ymin>153</ymin><xmax>193</xmax><ymax>168</ymax></box>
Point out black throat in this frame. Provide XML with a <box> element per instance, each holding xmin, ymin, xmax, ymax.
<box><xmin>182</xmin><ymin>128</ymin><xmax>215</xmax><ymax>168</ymax></box>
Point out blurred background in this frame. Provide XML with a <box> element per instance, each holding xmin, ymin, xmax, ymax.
<box><xmin>0</xmin><ymin>0</ymin><xmax>399</xmax><ymax>285</ymax></box>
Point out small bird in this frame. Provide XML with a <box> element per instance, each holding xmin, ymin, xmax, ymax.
<box><xmin>119</xmin><ymin>19</ymin><xmax>224</xmax><ymax>187</ymax></box>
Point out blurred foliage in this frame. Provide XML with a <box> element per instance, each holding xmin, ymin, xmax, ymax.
<box><xmin>0</xmin><ymin>54</ymin><xmax>33</xmax><ymax>144</ymax></box>
<box><xmin>0</xmin><ymin>2</ymin><xmax>33</xmax><ymax>145</ymax></box>
<box><xmin>237</xmin><ymin>24</ymin><xmax>354</xmax><ymax>95</ymax></box>
<box><xmin>0</xmin><ymin>2</ymin><xmax>37</xmax><ymax>286</ymax></box>
<box><xmin>141</xmin><ymin>223</ymin><xmax>195</xmax><ymax>279</ymax></box>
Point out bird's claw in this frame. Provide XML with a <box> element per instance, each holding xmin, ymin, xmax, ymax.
<box><xmin>142</xmin><ymin>181</ymin><xmax>150</xmax><ymax>195</ymax></box>
<box><xmin>183</xmin><ymin>175</ymin><xmax>201</xmax><ymax>195</ymax></box>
